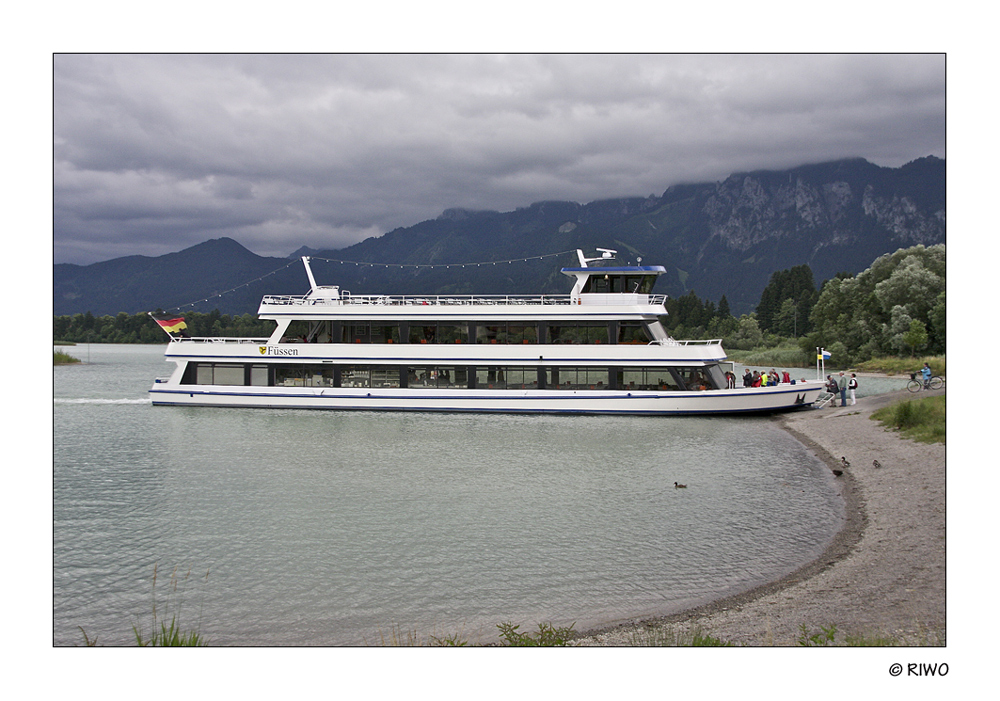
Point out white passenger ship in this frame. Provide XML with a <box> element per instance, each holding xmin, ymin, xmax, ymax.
<box><xmin>149</xmin><ymin>249</ymin><xmax>824</xmax><ymax>414</ymax></box>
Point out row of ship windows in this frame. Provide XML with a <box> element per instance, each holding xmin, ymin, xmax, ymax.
<box><xmin>183</xmin><ymin>363</ymin><xmax>724</xmax><ymax>391</ymax></box>
<box><xmin>283</xmin><ymin>320</ymin><xmax>654</xmax><ymax>345</ymax></box>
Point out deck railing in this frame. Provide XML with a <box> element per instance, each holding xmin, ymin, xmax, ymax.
<box><xmin>170</xmin><ymin>337</ymin><xmax>270</xmax><ymax>344</ymax></box>
<box><xmin>260</xmin><ymin>293</ymin><xmax>669</xmax><ymax>307</ymax></box>
<box><xmin>649</xmin><ymin>338</ymin><xmax>723</xmax><ymax>346</ymax></box>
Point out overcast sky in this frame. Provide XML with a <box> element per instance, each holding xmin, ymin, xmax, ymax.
<box><xmin>53</xmin><ymin>53</ymin><xmax>945</xmax><ymax>265</ymax></box>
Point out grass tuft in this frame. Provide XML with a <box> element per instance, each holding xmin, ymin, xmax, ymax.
<box><xmin>496</xmin><ymin>621</ymin><xmax>576</xmax><ymax>646</ymax></box>
<box><xmin>133</xmin><ymin>615</ymin><xmax>206</xmax><ymax>646</ymax></box>
<box><xmin>871</xmin><ymin>395</ymin><xmax>945</xmax><ymax>444</ymax></box>
<box><xmin>130</xmin><ymin>563</ymin><xmax>208</xmax><ymax>646</ymax></box>
<box><xmin>54</xmin><ymin>350</ymin><xmax>81</xmax><ymax>365</ymax></box>
<box><xmin>626</xmin><ymin>625</ymin><xmax>735</xmax><ymax>646</ymax></box>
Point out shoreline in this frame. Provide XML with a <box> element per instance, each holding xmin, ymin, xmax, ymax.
<box><xmin>575</xmin><ymin>386</ymin><xmax>946</xmax><ymax>645</ymax></box>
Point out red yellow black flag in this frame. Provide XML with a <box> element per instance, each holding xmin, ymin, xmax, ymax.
<box><xmin>150</xmin><ymin>312</ymin><xmax>188</xmax><ymax>336</ymax></box>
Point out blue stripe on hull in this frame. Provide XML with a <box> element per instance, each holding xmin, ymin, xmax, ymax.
<box><xmin>148</xmin><ymin>400</ymin><xmax>812</xmax><ymax>416</ymax></box>
<box><xmin>149</xmin><ymin>387</ymin><xmax>821</xmax><ymax>415</ymax></box>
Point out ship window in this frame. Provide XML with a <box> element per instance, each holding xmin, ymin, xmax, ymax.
<box><xmin>583</xmin><ymin>276</ymin><xmax>610</xmax><ymax>294</ymax></box>
<box><xmin>337</xmin><ymin>365</ymin><xmax>400</xmax><ymax>388</ymax></box>
<box><xmin>345</xmin><ymin>322</ymin><xmax>370</xmax><ymax>343</ymax></box>
<box><xmin>475</xmin><ymin>324</ymin><xmax>501</xmax><ymax>344</ymax></box>
<box><xmin>620</xmin><ymin>368</ymin><xmax>683</xmax><ymax>391</ymax></box>
<box><xmin>703</xmin><ymin>364</ymin><xmax>727</xmax><ymax>389</ymax></box>
<box><xmin>275</xmin><ymin>365</ymin><xmax>307</xmax><ymax>387</ymax></box>
<box><xmin>616</xmin><ymin>276</ymin><xmax>654</xmax><ymax>294</ymax></box>
<box><xmin>409</xmin><ymin>324</ymin><xmax>437</xmax><ymax>344</ymax></box>
<box><xmin>507</xmin><ymin>324</ymin><xmax>537</xmax><ymax>344</ymax></box>
<box><xmin>271</xmin><ymin>364</ymin><xmax>337</xmax><ymax>387</ymax></box>
<box><xmin>543</xmin><ymin>367</ymin><xmax>608</xmax><ymax>390</ymax></box>
<box><xmin>213</xmin><ymin>364</ymin><xmax>245</xmax><ymax>386</ymax></box>
<box><xmin>676</xmin><ymin>366</ymin><xmax>719</xmax><ymax>391</ymax></box>
<box><xmin>407</xmin><ymin>366</ymin><xmax>469</xmax><ymax>388</ymax></box>
<box><xmin>195</xmin><ymin>363</ymin><xmax>214</xmax><ymax>384</ymax></box>
<box><xmin>408</xmin><ymin>366</ymin><xmax>434</xmax><ymax>387</ymax></box>
<box><xmin>505</xmin><ymin>367</ymin><xmax>535</xmax><ymax>388</ymax></box>
<box><xmin>250</xmin><ymin>365</ymin><xmax>269</xmax><ymax>386</ymax></box>
<box><xmin>581</xmin><ymin>274</ymin><xmax>656</xmax><ymax>294</ymax></box>
<box><xmin>343</xmin><ymin>322</ymin><xmax>402</xmax><ymax>344</ymax></box>
<box><xmin>547</xmin><ymin>322</ymin><xmax>608</xmax><ymax>344</ymax></box>
<box><xmin>188</xmin><ymin>362</ymin><xmax>247</xmax><ymax>386</ymax></box>
<box><xmin>476</xmin><ymin>366</ymin><xmax>536</xmax><ymax>389</ymax></box>
<box><xmin>282</xmin><ymin>320</ymin><xmax>311</xmax><ymax>342</ymax></box>
<box><xmin>616</xmin><ymin>322</ymin><xmax>650</xmax><ymax>344</ymax></box>
<box><xmin>370</xmin><ymin>366</ymin><xmax>400</xmax><ymax>388</ymax></box>
<box><xmin>306</xmin><ymin>366</ymin><xmax>336</xmax><ymax>387</ymax></box>
<box><xmin>473</xmin><ymin>323</ymin><xmax>537</xmax><ymax>344</ymax></box>
<box><xmin>340</xmin><ymin>366</ymin><xmax>369</xmax><ymax>387</ymax></box>
<box><xmin>437</xmin><ymin>324</ymin><xmax>469</xmax><ymax>344</ymax></box>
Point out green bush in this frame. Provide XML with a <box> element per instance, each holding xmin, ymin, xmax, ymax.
<box><xmin>871</xmin><ymin>395</ymin><xmax>945</xmax><ymax>444</ymax></box>
<box><xmin>54</xmin><ymin>350</ymin><xmax>80</xmax><ymax>365</ymax></box>
<box><xmin>496</xmin><ymin>621</ymin><xmax>575</xmax><ymax>646</ymax></box>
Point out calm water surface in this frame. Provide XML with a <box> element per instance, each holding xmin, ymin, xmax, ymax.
<box><xmin>55</xmin><ymin>344</ymin><xmax>856</xmax><ymax>645</ymax></box>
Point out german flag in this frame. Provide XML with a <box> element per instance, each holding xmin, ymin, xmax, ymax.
<box><xmin>150</xmin><ymin>312</ymin><xmax>188</xmax><ymax>336</ymax></box>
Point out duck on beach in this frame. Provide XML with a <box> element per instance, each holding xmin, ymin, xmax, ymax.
<box><xmin>841</xmin><ymin>457</ymin><xmax>851</xmax><ymax>468</ymax></box>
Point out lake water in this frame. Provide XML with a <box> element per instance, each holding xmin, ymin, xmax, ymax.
<box><xmin>54</xmin><ymin>344</ymin><xmax>858</xmax><ymax>646</ymax></box>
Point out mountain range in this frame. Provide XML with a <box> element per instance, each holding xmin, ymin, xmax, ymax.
<box><xmin>54</xmin><ymin>156</ymin><xmax>945</xmax><ymax>317</ymax></box>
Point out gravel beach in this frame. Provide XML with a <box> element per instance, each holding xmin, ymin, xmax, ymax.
<box><xmin>575</xmin><ymin>385</ymin><xmax>946</xmax><ymax>646</ymax></box>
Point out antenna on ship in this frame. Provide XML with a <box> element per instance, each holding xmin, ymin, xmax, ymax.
<box><xmin>576</xmin><ymin>248</ymin><xmax>617</xmax><ymax>267</ymax></box>
<box><xmin>300</xmin><ymin>255</ymin><xmax>342</xmax><ymax>300</ymax></box>
<box><xmin>302</xmin><ymin>256</ymin><xmax>320</xmax><ymax>293</ymax></box>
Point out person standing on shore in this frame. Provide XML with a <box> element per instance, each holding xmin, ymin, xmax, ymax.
<box><xmin>848</xmin><ymin>373</ymin><xmax>858</xmax><ymax>405</ymax></box>
<box><xmin>838</xmin><ymin>371</ymin><xmax>848</xmax><ymax>407</ymax></box>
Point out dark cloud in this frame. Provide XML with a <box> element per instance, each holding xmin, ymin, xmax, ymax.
<box><xmin>54</xmin><ymin>54</ymin><xmax>945</xmax><ymax>264</ymax></box>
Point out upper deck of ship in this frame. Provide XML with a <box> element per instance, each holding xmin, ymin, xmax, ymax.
<box><xmin>258</xmin><ymin>248</ymin><xmax>669</xmax><ymax>319</ymax></box>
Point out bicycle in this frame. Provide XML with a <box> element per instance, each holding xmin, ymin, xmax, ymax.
<box><xmin>907</xmin><ymin>373</ymin><xmax>945</xmax><ymax>392</ymax></box>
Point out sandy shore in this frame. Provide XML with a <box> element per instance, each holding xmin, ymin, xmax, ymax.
<box><xmin>575</xmin><ymin>385</ymin><xmax>946</xmax><ymax>646</ymax></box>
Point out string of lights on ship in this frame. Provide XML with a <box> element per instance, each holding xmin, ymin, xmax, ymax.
<box><xmin>162</xmin><ymin>250</ymin><xmax>582</xmax><ymax>313</ymax></box>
